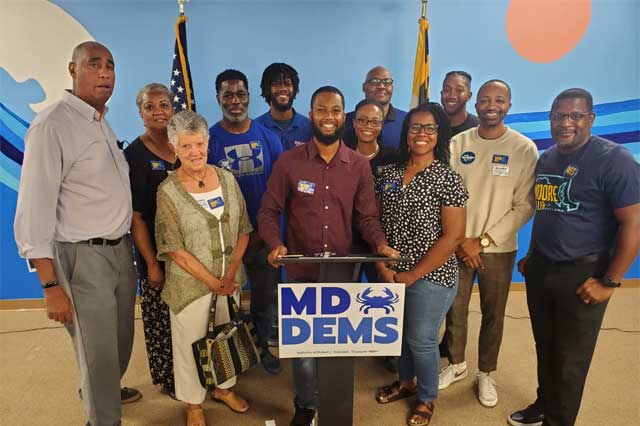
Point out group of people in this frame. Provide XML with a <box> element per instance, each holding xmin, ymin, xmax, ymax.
<box><xmin>13</xmin><ymin>40</ymin><xmax>639</xmax><ymax>426</ymax></box>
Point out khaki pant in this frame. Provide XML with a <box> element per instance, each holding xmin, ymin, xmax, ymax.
<box><xmin>444</xmin><ymin>251</ymin><xmax>516</xmax><ymax>372</ymax></box>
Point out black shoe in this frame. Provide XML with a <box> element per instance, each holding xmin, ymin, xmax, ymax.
<box><xmin>121</xmin><ymin>387</ymin><xmax>142</xmax><ymax>404</ymax></box>
<box><xmin>383</xmin><ymin>356</ymin><xmax>398</xmax><ymax>373</ymax></box>
<box><xmin>438</xmin><ymin>339</ymin><xmax>449</xmax><ymax>358</ymax></box>
<box><xmin>290</xmin><ymin>404</ymin><xmax>316</xmax><ymax>426</ymax></box>
<box><xmin>508</xmin><ymin>404</ymin><xmax>544</xmax><ymax>426</ymax></box>
<box><xmin>261</xmin><ymin>350</ymin><xmax>282</xmax><ymax>375</ymax></box>
<box><xmin>268</xmin><ymin>320</ymin><xmax>279</xmax><ymax>347</ymax></box>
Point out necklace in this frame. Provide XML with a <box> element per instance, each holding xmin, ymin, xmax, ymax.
<box><xmin>357</xmin><ymin>143</ymin><xmax>380</xmax><ymax>160</ymax></box>
<box><xmin>182</xmin><ymin>166</ymin><xmax>208</xmax><ymax>188</ymax></box>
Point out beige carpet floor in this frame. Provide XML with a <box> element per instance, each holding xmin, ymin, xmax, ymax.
<box><xmin>1</xmin><ymin>288</ymin><xmax>638</xmax><ymax>426</ymax></box>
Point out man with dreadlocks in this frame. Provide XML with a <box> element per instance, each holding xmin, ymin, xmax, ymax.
<box><xmin>256</xmin><ymin>62</ymin><xmax>312</xmax><ymax>150</ymax></box>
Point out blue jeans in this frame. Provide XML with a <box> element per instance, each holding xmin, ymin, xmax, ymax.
<box><xmin>398</xmin><ymin>278</ymin><xmax>458</xmax><ymax>403</ymax></box>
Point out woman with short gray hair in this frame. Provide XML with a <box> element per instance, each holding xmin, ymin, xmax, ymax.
<box><xmin>156</xmin><ymin>110</ymin><xmax>253</xmax><ymax>426</ymax></box>
<box><xmin>124</xmin><ymin>82</ymin><xmax>177</xmax><ymax>397</ymax></box>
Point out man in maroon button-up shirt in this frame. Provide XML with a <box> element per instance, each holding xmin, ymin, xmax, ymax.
<box><xmin>257</xmin><ymin>86</ymin><xmax>398</xmax><ymax>426</ymax></box>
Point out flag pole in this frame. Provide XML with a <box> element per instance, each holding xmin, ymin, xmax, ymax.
<box><xmin>422</xmin><ymin>0</ymin><xmax>428</xmax><ymax>18</ymax></box>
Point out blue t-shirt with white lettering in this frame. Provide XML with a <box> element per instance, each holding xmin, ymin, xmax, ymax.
<box><xmin>531</xmin><ymin>136</ymin><xmax>640</xmax><ymax>260</ymax></box>
<box><xmin>208</xmin><ymin>120</ymin><xmax>283</xmax><ymax>228</ymax></box>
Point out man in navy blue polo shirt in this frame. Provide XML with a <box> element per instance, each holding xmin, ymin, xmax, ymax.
<box><xmin>208</xmin><ymin>69</ymin><xmax>283</xmax><ymax>376</ymax></box>
<box><xmin>256</xmin><ymin>63</ymin><xmax>312</xmax><ymax>150</ymax></box>
<box><xmin>343</xmin><ymin>66</ymin><xmax>407</xmax><ymax>149</ymax></box>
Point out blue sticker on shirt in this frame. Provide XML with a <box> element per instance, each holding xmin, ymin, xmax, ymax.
<box><xmin>150</xmin><ymin>160</ymin><xmax>166</xmax><ymax>170</ymax></box>
<box><xmin>207</xmin><ymin>197</ymin><xmax>225</xmax><ymax>209</ymax></box>
<box><xmin>492</xmin><ymin>154</ymin><xmax>509</xmax><ymax>164</ymax></box>
<box><xmin>382</xmin><ymin>180</ymin><xmax>399</xmax><ymax>192</ymax></box>
<box><xmin>297</xmin><ymin>180</ymin><xmax>316</xmax><ymax>194</ymax></box>
<box><xmin>460</xmin><ymin>151</ymin><xmax>476</xmax><ymax>164</ymax></box>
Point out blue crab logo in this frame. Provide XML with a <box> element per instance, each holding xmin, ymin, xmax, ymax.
<box><xmin>356</xmin><ymin>287</ymin><xmax>399</xmax><ymax>314</ymax></box>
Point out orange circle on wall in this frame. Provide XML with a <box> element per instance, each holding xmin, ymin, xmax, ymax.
<box><xmin>506</xmin><ymin>0</ymin><xmax>591</xmax><ymax>63</ymax></box>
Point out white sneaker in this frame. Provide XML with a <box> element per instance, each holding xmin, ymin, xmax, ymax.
<box><xmin>438</xmin><ymin>361</ymin><xmax>467</xmax><ymax>390</ymax></box>
<box><xmin>475</xmin><ymin>371</ymin><xmax>498</xmax><ymax>407</ymax></box>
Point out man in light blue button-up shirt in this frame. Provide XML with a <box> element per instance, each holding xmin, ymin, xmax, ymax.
<box><xmin>14</xmin><ymin>41</ymin><xmax>139</xmax><ymax>426</ymax></box>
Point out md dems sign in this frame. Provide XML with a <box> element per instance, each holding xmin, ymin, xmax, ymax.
<box><xmin>278</xmin><ymin>282</ymin><xmax>405</xmax><ymax>358</ymax></box>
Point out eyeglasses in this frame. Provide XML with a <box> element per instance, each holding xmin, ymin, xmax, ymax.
<box><xmin>366</xmin><ymin>78</ymin><xmax>393</xmax><ymax>87</ymax></box>
<box><xmin>408</xmin><ymin>123</ymin><xmax>439</xmax><ymax>135</ymax></box>
<box><xmin>222</xmin><ymin>92</ymin><xmax>249</xmax><ymax>102</ymax></box>
<box><xmin>355</xmin><ymin>117</ymin><xmax>383</xmax><ymax>128</ymax></box>
<box><xmin>549</xmin><ymin>112</ymin><xmax>591</xmax><ymax>122</ymax></box>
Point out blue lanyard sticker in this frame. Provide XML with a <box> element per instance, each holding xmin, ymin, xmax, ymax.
<box><xmin>297</xmin><ymin>180</ymin><xmax>316</xmax><ymax>194</ymax></box>
<box><xmin>207</xmin><ymin>197</ymin><xmax>225</xmax><ymax>209</ymax></box>
<box><xmin>150</xmin><ymin>160</ymin><xmax>166</xmax><ymax>170</ymax></box>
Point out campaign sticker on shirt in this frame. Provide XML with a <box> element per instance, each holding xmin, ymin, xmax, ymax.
<box><xmin>207</xmin><ymin>197</ymin><xmax>225</xmax><ymax>209</ymax></box>
<box><xmin>297</xmin><ymin>180</ymin><xmax>316</xmax><ymax>194</ymax></box>
<box><xmin>460</xmin><ymin>151</ymin><xmax>476</xmax><ymax>164</ymax></box>
<box><xmin>492</xmin><ymin>154</ymin><xmax>509</xmax><ymax>164</ymax></box>
<box><xmin>294</xmin><ymin>140</ymin><xmax>306</xmax><ymax>147</ymax></box>
<box><xmin>250</xmin><ymin>141</ymin><xmax>261</xmax><ymax>149</ymax></box>
<box><xmin>150</xmin><ymin>160</ymin><xmax>166</xmax><ymax>170</ymax></box>
<box><xmin>382</xmin><ymin>180</ymin><xmax>399</xmax><ymax>192</ymax></box>
<box><xmin>563</xmin><ymin>164</ymin><xmax>579</xmax><ymax>178</ymax></box>
<box><xmin>492</xmin><ymin>165</ymin><xmax>509</xmax><ymax>177</ymax></box>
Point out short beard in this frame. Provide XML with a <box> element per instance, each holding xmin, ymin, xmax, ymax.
<box><xmin>223</xmin><ymin>110</ymin><xmax>248</xmax><ymax>123</ymax></box>
<box><xmin>272</xmin><ymin>97</ymin><xmax>294</xmax><ymax>112</ymax></box>
<box><xmin>312</xmin><ymin>123</ymin><xmax>344</xmax><ymax>145</ymax></box>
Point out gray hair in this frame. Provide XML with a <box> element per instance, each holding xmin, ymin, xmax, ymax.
<box><xmin>167</xmin><ymin>110</ymin><xmax>210</xmax><ymax>148</ymax></box>
<box><xmin>135</xmin><ymin>83</ymin><xmax>173</xmax><ymax>110</ymax></box>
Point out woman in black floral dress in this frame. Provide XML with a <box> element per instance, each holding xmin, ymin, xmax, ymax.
<box><xmin>124</xmin><ymin>83</ymin><xmax>176</xmax><ymax>396</ymax></box>
<box><xmin>374</xmin><ymin>103</ymin><xmax>468</xmax><ymax>426</ymax></box>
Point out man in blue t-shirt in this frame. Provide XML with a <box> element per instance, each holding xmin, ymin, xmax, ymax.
<box><xmin>208</xmin><ymin>69</ymin><xmax>283</xmax><ymax>376</ymax></box>
<box><xmin>508</xmin><ymin>88</ymin><xmax>640</xmax><ymax>426</ymax></box>
<box><xmin>343</xmin><ymin>66</ymin><xmax>407</xmax><ymax>149</ymax></box>
<box><xmin>255</xmin><ymin>63</ymin><xmax>311</xmax><ymax>150</ymax></box>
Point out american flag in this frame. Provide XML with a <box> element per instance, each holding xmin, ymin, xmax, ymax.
<box><xmin>170</xmin><ymin>15</ymin><xmax>196</xmax><ymax>112</ymax></box>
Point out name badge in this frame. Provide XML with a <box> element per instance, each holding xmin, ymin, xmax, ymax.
<box><xmin>297</xmin><ymin>180</ymin><xmax>316</xmax><ymax>194</ymax></box>
<box><xmin>382</xmin><ymin>180</ymin><xmax>399</xmax><ymax>192</ymax></box>
<box><xmin>207</xmin><ymin>197</ymin><xmax>225</xmax><ymax>209</ymax></box>
<box><xmin>294</xmin><ymin>140</ymin><xmax>306</xmax><ymax>147</ymax></box>
<box><xmin>492</xmin><ymin>165</ymin><xmax>509</xmax><ymax>177</ymax></box>
<box><xmin>492</xmin><ymin>154</ymin><xmax>509</xmax><ymax>164</ymax></box>
<box><xmin>150</xmin><ymin>160</ymin><xmax>166</xmax><ymax>170</ymax></box>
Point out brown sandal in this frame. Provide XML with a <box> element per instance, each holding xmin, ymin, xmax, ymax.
<box><xmin>186</xmin><ymin>407</ymin><xmax>206</xmax><ymax>426</ymax></box>
<box><xmin>211</xmin><ymin>390</ymin><xmax>250</xmax><ymax>413</ymax></box>
<box><xmin>376</xmin><ymin>380</ymin><xmax>417</xmax><ymax>404</ymax></box>
<box><xmin>408</xmin><ymin>401</ymin><xmax>435</xmax><ymax>426</ymax></box>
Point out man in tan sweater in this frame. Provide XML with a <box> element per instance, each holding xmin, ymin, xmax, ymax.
<box><xmin>439</xmin><ymin>80</ymin><xmax>538</xmax><ymax>407</ymax></box>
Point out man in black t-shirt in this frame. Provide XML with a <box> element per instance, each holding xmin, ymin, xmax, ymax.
<box><xmin>441</xmin><ymin>70</ymin><xmax>480</xmax><ymax>136</ymax></box>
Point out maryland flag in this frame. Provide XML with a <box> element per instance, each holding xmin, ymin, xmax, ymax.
<box><xmin>410</xmin><ymin>17</ymin><xmax>430</xmax><ymax>108</ymax></box>
<box><xmin>170</xmin><ymin>15</ymin><xmax>196</xmax><ymax>112</ymax></box>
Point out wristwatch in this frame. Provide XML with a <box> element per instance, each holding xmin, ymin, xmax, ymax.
<box><xmin>479</xmin><ymin>233</ymin><xmax>491</xmax><ymax>249</ymax></box>
<box><xmin>601</xmin><ymin>276</ymin><xmax>621</xmax><ymax>288</ymax></box>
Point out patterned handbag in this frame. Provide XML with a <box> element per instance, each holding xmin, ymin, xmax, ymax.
<box><xmin>192</xmin><ymin>294</ymin><xmax>261</xmax><ymax>390</ymax></box>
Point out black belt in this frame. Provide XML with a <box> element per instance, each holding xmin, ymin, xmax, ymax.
<box><xmin>533</xmin><ymin>251</ymin><xmax>609</xmax><ymax>266</ymax></box>
<box><xmin>78</xmin><ymin>237</ymin><xmax>123</xmax><ymax>246</ymax></box>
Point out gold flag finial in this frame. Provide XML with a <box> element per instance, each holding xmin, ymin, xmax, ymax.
<box><xmin>422</xmin><ymin>0</ymin><xmax>428</xmax><ymax>18</ymax></box>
